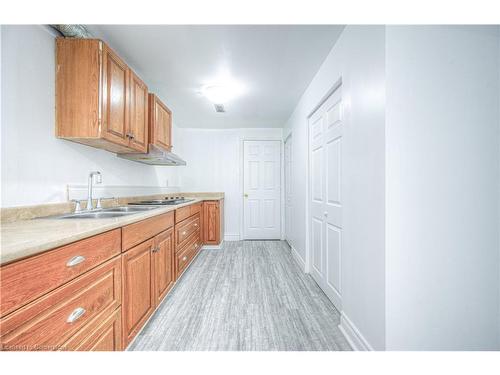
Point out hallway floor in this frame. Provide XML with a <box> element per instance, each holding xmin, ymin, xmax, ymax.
<box><xmin>129</xmin><ymin>240</ymin><xmax>351</xmax><ymax>351</ymax></box>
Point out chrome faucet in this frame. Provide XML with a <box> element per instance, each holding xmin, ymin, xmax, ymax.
<box><xmin>86</xmin><ymin>171</ymin><xmax>102</xmax><ymax>210</ymax></box>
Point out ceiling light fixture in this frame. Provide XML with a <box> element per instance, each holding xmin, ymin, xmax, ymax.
<box><xmin>200</xmin><ymin>79</ymin><xmax>244</xmax><ymax>104</ymax></box>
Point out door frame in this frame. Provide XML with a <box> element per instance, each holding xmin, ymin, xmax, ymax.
<box><xmin>239</xmin><ymin>137</ymin><xmax>284</xmax><ymax>241</ymax></box>
<box><xmin>305</xmin><ymin>78</ymin><xmax>343</xmax><ymax>274</ymax></box>
<box><xmin>284</xmin><ymin>132</ymin><xmax>293</xmax><ymax>246</ymax></box>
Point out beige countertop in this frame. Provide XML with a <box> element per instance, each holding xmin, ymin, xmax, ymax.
<box><xmin>0</xmin><ymin>194</ymin><xmax>223</xmax><ymax>266</ymax></box>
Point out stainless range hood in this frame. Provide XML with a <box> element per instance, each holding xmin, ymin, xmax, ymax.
<box><xmin>117</xmin><ymin>144</ymin><xmax>186</xmax><ymax>166</ymax></box>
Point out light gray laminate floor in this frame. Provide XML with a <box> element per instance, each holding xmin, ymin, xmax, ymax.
<box><xmin>129</xmin><ymin>240</ymin><xmax>351</xmax><ymax>351</ymax></box>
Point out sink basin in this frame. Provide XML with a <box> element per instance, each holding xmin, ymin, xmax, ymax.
<box><xmin>43</xmin><ymin>205</ymin><xmax>161</xmax><ymax>219</ymax></box>
<box><xmin>56</xmin><ymin>211</ymin><xmax>133</xmax><ymax>219</ymax></box>
<box><xmin>102</xmin><ymin>206</ymin><xmax>159</xmax><ymax>213</ymax></box>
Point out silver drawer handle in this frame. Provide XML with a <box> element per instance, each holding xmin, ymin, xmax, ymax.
<box><xmin>182</xmin><ymin>256</ymin><xmax>187</xmax><ymax>261</ymax></box>
<box><xmin>66</xmin><ymin>255</ymin><xmax>86</xmax><ymax>267</ymax></box>
<box><xmin>67</xmin><ymin>307</ymin><xmax>86</xmax><ymax>323</ymax></box>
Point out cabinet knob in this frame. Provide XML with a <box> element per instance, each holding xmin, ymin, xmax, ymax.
<box><xmin>194</xmin><ymin>223</ymin><xmax>198</xmax><ymax>227</ymax></box>
<box><xmin>182</xmin><ymin>256</ymin><xmax>187</xmax><ymax>261</ymax></box>
<box><xmin>182</xmin><ymin>231</ymin><xmax>187</xmax><ymax>235</ymax></box>
<box><xmin>67</xmin><ymin>307</ymin><xmax>86</xmax><ymax>323</ymax></box>
<box><xmin>126</xmin><ymin>133</ymin><xmax>135</xmax><ymax>139</ymax></box>
<box><xmin>66</xmin><ymin>255</ymin><xmax>86</xmax><ymax>267</ymax></box>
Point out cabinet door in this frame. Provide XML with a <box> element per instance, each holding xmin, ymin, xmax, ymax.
<box><xmin>128</xmin><ymin>70</ymin><xmax>148</xmax><ymax>152</ymax></box>
<box><xmin>153</xmin><ymin>228</ymin><xmax>175</xmax><ymax>306</ymax></box>
<box><xmin>149</xmin><ymin>94</ymin><xmax>172</xmax><ymax>151</ymax></box>
<box><xmin>122</xmin><ymin>239</ymin><xmax>154</xmax><ymax>347</ymax></box>
<box><xmin>203</xmin><ymin>201</ymin><xmax>220</xmax><ymax>245</ymax></box>
<box><xmin>102</xmin><ymin>44</ymin><xmax>129</xmax><ymax>147</ymax></box>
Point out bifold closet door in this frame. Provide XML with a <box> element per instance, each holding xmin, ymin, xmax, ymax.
<box><xmin>309</xmin><ymin>86</ymin><xmax>343</xmax><ymax>310</ymax></box>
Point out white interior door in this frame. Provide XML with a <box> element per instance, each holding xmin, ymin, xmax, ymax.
<box><xmin>309</xmin><ymin>86</ymin><xmax>343</xmax><ymax>310</ymax></box>
<box><xmin>284</xmin><ymin>135</ymin><xmax>293</xmax><ymax>245</ymax></box>
<box><xmin>243</xmin><ymin>140</ymin><xmax>281</xmax><ymax>239</ymax></box>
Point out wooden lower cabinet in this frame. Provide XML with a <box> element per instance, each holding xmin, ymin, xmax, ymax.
<box><xmin>153</xmin><ymin>228</ymin><xmax>175</xmax><ymax>306</ymax></box>
<box><xmin>121</xmin><ymin>239</ymin><xmax>155</xmax><ymax>348</ymax></box>
<box><xmin>0</xmin><ymin>256</ymin><xmax>121</xmax><ymax>351</ymax></box>
<box><xmin>121</xmin><ymin>226</ymin><xmax>176</xmax><ymax>348</ymax></box>
<box><xmin>203</xmin><ymin>200</ymin><xmax>224</xmax><ymax>245</ymax></box>
<box><xmin>0</xmin><ymin>200</ymin><xmax>222</xmax><ymax>351</ymax></box>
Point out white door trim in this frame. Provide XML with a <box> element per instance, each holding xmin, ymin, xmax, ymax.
<box><xmin>284</xmin><ymin>132</ymin><xmax>293</xmax><ymax>246</ymax></box>
<box><xmin>239</xmin><ymin>136</ymin><xmax>284</xmax><ymax>240</ymax></box>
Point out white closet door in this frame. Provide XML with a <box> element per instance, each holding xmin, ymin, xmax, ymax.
<box><xmin>243</xmin><ymin>140</ymin><xmax>281</xmax><ymax>239</ymax></box>
<box><xmin>309</xmin><ymin>86</ymin><xmax>343</xmax><ymax>310</ymax></box>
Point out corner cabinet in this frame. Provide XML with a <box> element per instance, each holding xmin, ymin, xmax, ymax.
<box><xmin>148</xmin><ymin>94</ymin><xmax>172</xmax><ymax>152</ymax></box>
<box><xmin>203</xmin><ymin>200</ymin><xmax>224</xmax><ymax>245</ymax></box>
<box><xmin>56</xmin><ymin>38</ymin><xmax>148</xmax><ymax>153</ymax></box>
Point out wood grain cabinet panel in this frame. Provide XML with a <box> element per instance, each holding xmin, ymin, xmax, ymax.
<box><xmin>63</xmin><ymin>307</ymin><xmax>122</xmax><ymax>351</ymax></box>
<box><xmin>175</xmin><ymin>214</ymin><xmax>201</xmax><ymax>250</ymax></box>
<box><xmin>101</xmin><ymin>44</ymin><xmax>129</xmax><ymax>146</ymax></box>
<box><xmin>153</xmin><ymin>228</ymin><xmax>175</xmax><ymax>306</ymax></box>
<box><xmin>203</xmin><ymin>200</ymin><xmax>224</xmax><ymax>245</ymax></box>
<box><xmin>128</xmin><ymin>70</ymin><xmax>149</xmax><ymax>153</ymax></box>
<box><xmin>0</xmin><ymin>229</ymin><xmax>121</xmax><ymax>318</ymax></box>
<box><xmin>0</xmin><ymin>257</ymin><xmax>121</xmax><ymax>351</ymax></box>
<box><xmin>121</xmin><ymin>239</ymin><xmax>155</xmax><ymax>347</ymax></box>
<box><xmin>122</xmin><ymin>211</ymin><xmax>174</xmax><ymax>251</ymax></box>
<box><xmin>56</xmin><ymin>38</ymin><xmax>148</xmax><ymax>154</ymax></box>
<box><xmin>148</xmin><ymin>93</ymin><xmax>172</xmax><ymax>152</ymax></box>
<box><xmin>175</xmin><ymin>231</ymin><xmax>201</xmax><ymax>279</ymax></box>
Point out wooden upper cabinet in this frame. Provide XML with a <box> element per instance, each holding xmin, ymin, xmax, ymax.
<box><xmin>148</xmin><ymin>94</ymin><xmax>172</xmax><ymax>152</ymax></box>
<box><xmin>56</xmin><ymin>38</ymin><xmax>148</xmax><ymax>154</ymax></box>
<box><xmin>101</xmin><ymin>44</ymin><xmax>129</xmax><ymax>147</ymax></box>
<box><xmin>128</xmin><ymin>70</ymin><xmax>149</xmax><ymax>153</ymax></box>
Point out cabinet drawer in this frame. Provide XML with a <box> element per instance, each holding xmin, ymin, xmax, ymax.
<box><xmin>190</xmin><ymin>202</ymin><xmax>202</xmax><ymax>216</ymax></box>
<box><xmin>175</xmin><ymin>202</ymin><xmax>201</xmax><ymax>224</ymax></box>
<box><xmin>122</xmin><ymin>211</ymin><xmax>174</xmax><ymax>251</ymax></box>
<box><xmin>175</xmin><ymin>214</ymin><xmax>200</xmax><ymax>250</ymax></box>
<box><xmin>175</xmin><ymin>205</ymin><xmax>191</xmax><ymax>223</ymax></box>
<box><xmin>175</xmin><ymin>231</ymin><xmax>202</xmax><ymax>278</ymax></box>
<box><xmin>0</xmin><ymin>229</ymin><xmax>121</xmax><ymax>318</ymax></box>
<box><xmin>0</xmin><ymin>256</ymin><xmax>121</xmax><ymax>351</ymax></box>
<box><xmin>62</xmin><ymin>307</ymin><xmax>122</xmax><ymax>351</ymax></box>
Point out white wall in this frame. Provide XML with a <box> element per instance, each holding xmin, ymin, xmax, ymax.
<box><xmin>176</xmin><ymin>127</ymin><xmax>282</xmax><ymax>240</ymax></box>
<box><xmin>385</xmin><ymin>26</ymin><xmax>500</xmax><ymax>350</ymax></box>
<box><xmin>283</xmin><ymin>26</ymin><xmax>386</xmax><ymax>350</ymax></box>
<box><xmin>1</xmin><ymin>25</ymin><xmax>179</xmax><ymax>207</ymax></box>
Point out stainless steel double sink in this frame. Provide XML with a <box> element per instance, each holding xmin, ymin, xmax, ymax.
<box><xmin>49</xmin><ymin>205</ymin><xmax>160</xmax><ymax>219</ymax></box>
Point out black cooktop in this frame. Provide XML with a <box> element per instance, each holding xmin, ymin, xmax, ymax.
<box><xmin>129</xmin><ymin>198</ymin><xmax>194</xmax><ymax>206</ymax></box>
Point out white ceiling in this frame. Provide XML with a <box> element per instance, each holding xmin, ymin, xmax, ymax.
<box><xmin>86</xmin><ymin>25</ymin><xmax>344</xmax><ymax>129</ymax></box>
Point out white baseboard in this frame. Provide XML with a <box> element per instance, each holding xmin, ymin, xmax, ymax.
<box><xmin>202</xmin><ymin>240</ymin><xmax>224</xmax><ymax>250</ymax></box>
<box><xmin>290</xmin><ymin>245</ymin><xmax>306</xmax><ymax>272</ymax></box>
<box><xmin>224</xmin><ymin>234</ymin><xmax>240</xmax><ymax>241</ymax></box>
<box><xmin>339</xmin><ymin>312</ymin><xmax>373</xmax><ymax>351</ymax></box>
